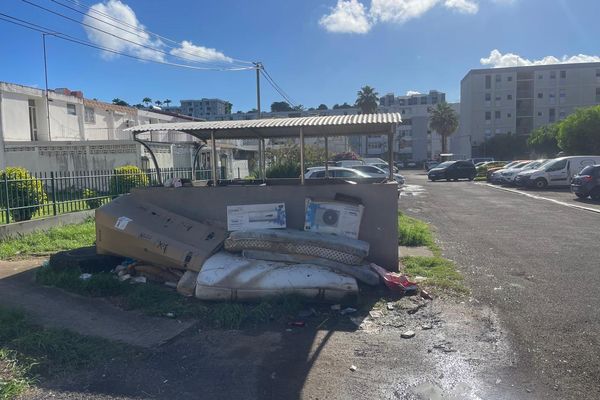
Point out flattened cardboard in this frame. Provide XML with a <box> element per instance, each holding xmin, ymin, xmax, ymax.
<box><xmin>95</xmin><ymin>194</ymin><xmax>226</xmax><ymax>271</ymax></box>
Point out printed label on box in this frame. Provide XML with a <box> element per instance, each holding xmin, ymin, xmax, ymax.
<box><xmin>114</xmin><ymin>216</ymin><xmax>132</xmax><ymax>230</ymax></box>
<box><xmin>227</xmin><ymin>203</ymin><xmax>286</xmax><ymax>231</ymax></box>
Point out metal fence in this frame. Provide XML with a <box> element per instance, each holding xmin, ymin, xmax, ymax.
<box><xmin>0</xmin><ymin>167</ymin><xmax>213</xmax><ymax>225</ymax></box>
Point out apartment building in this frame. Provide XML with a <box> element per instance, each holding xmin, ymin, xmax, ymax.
<box><xmin>454</xmin><ymin>62</ymin><xmax>600</xmax><ymax>158</ymax></box>
<box><xmin>166</xmin><ymin>98</ymin><xmax>231</xmax><ymax>119</ymax></box>
<box><xmin>0</xmin><ymin>81</ymin><xmax>251</xmax><ymax>176</ymax></box>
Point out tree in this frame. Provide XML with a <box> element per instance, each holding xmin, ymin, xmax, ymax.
<box><xmin>317</xmin><ymin>104</ymin><xmax>328</xmax><ymax>110</ymax></box>
<box><xmin>142</xmin><ymin>97</ymin><xmax>152</xmax><ymax>107</ymax></box>
<box><xmin>265</xmin><ymin>144</ymin><xmax>329</xmax><ymax>178</ymax></box>
<box><xmin>334</xmin><ymin>102</ymin><xmax>353</xmax><ymax>110</ymax></box>
<box><xmin>355</xmin><ymin>85</ymin><xmax>379</xmax><ymax>114</ymax></box>
<box><xmin>224</xmin><ymin>102</ymin><xmax>233</xmax><ymax>114</ymax></box>
<box><xmin>164</xmin><ymin>99</ymin><xmax>172</xmax><ymax>107</ymax></box>
<box><xmin>133</xmin><ymin>103</ymin><xmax>144</xmax><ymax>109</ymax></box>
<box><xmin>332</xmin><ymin>151</ymin><xmax>360</xmax><ymax>161</ymax></box>
<box><xmin>154</xmin><ymin>100</ymin><xmax>162</xmax><ymax>107</ymax></box>
<box><xmin>271</xmin><ymin>101</ymin><xmax>293</xmax><ymax>112</ymax></box>
<box><xmin>477</xmin><ymin>133</ymin><xmax>528</xmax><ymax>160</ymax></box>
<box><xmin>292</xmin><ymin>104</ymin><xmax>305</xmax><ymax>111</ymax></box>
<box><xmin>332</xmin><ymin>104</ymin><xmax>340</xmax><ymax>109</ymax></box>
<box><xmin>558</xmin><ymin>105</ymin><xmax>600</xmax><ymax>155</ymax></box>
<box><xmin>112</xmin><ymin>98</ymin><xmax>129</xmax><ymax>106</ymax></box>
<box><xmin>429</xmin><ymin>102</ymin><xmax>459</xmax><ymax>154</ymax></box>
<box><xmin>528</xmin><ymin>124</ymin><xmax>561</xmax><ymax>156</ymax></box>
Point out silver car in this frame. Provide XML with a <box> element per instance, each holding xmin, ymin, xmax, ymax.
<box><xmin>350</xmin><ymin>165</ymin><xmax>405</xmax><ymax>185</ymax></box>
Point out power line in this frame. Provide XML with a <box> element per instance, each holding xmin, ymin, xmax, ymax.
<box><xmin>0</xmin><ymin>13</ymin><xmax>254</xmax><ymax>71</ymax></box>
<box><xmin>50</xmin><ymin>0</ymin><xmax>254</xmax><ymax>65</ymax></box>
<box><xmin>260</xmin><ymin>67</ymin><xmax>296</xmax><ymax>107</ymax></box>
<box><xmin>21</xmin><ymin>0</ymin><xmax>249</xmax><ymax>69</ymax></box>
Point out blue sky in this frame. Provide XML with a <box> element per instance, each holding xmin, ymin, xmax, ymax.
<box><xmin>1</xmin><ymin>0</ymin><xmax>599</xmax><ymax>112</ymax></box>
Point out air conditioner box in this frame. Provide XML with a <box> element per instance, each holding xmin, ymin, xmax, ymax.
<box><xmin>304</xmin><ymin>198</ymin><xmax>364</xmax><ymax>239</ymax></box>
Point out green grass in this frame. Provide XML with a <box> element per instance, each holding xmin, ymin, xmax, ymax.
<box><xmin>36</xmin><ymin>266</ymin><xmax>306</xmax><ymax>329</ymax></box>
<box><xmin>474</xmin><ymin>176</ymin><xmax>487</xmax><ymax>181</ymax></box>
<box><xmin>0</xmin><ymin>219</ymin><xmax>96</xmax><ymax>260</ymax></box>
<box><xmin>398</xmin><ymin>213</ymin><xmax>437</xmax><ymax>250</ymax></box>
<box><xmin>0</xmin><ymin>306</ymin><xmax>134</xmax><ymax>399</ymax></box>
<box><xmin>402</xmin><ymin>256</ymin><xmax>469</xmax><ymax>295</ymax></box>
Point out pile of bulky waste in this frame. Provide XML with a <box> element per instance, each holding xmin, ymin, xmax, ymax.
<box><xmin>94</xmin><ymin>193</ymin><xmax>428</xmax><ymax>302</ymax></box>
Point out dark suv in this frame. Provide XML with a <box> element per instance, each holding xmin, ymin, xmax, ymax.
<box><xmin>571</xmin><ymin>165</ymin><xmax>600</xmax><ymax>200</ymax></box>
<box><xmin>428</xmin><ymin>161</ymin><xmax>477</xmax><ymax>182</ymax></box>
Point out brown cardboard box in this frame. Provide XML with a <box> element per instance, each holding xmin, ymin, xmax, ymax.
<box><xmin>95</xmin><ymin>194</ymin><xmax>226</xmax><ymax>272</ymax></box>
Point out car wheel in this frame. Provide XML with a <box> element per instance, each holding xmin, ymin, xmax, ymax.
<box><xmin>533</xmin><ymin>178</ymin><xmax>548</xmax><ymax>189</ymax></box>
<box><xmin>575</xmin><ymin>193</ymin><xmax>588</xmax><ymax>199</ymax></box>
<box><xmin>590</xmin><ymin>188</ymin><xmax>600</xmax><ymax>201</ymax></box>
<box><xmin>430</xmin><ymin>178</ymin><xmax>436</xmax><ymax>182</ymax></box>
<box><xmin>446</xmin><ymin>178</ymin><xmax>451</xmax><ymax>182</ymax></box>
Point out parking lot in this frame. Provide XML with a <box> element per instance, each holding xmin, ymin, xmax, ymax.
<box><xmin>400</xmin><ymin>170</ymin><xmax>600</xmax><ymax>399</ymax></box>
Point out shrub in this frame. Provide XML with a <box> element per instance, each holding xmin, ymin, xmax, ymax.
<box><xmin>0</xmin><ymin>167</ymin><xmax>48</xmax><ymax>222</ymax></box>
<box><xmin>110</xmin><ymin>165</ymin><xmax>148</xmax><ymax>195</ymax></box>
<box><xmin>82</xmin><ymin>188</ymin><xmax>103</xmax><ymax>209</ymax></box>
<box><xmin>266</xmin><ymin>161</ymin><xmax>301</xmax><ymax>178</ymax></box>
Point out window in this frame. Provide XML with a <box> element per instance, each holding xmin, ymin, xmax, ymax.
<box><xmin>559</xmin><ymin>89</ymin><xmax>566</xmax><ymax>104</ymax></box>
<box><xmin>495</xmin><ymin>128</ymin><xmax>502</xmax><ymax>134</ymax></box>
<box><xmin>596</xmin><ymin>88</ymin><xmax>600</xmax><ymax>103</ymax></box>
<box><xmin>485</xmin><ymin>75</ymin><xmax>491</xmax><ymax>89</ymax></box>
<box><xmin>537</xmin><ymin>92</ymin><xmax>543</xmax><ymax>99</ymax></box>
<box><xmin>546</xmin><ymin>159</ymin><xmax>567</xmax><ymax>172</ymax></box>
<box><xmin>550</xmin><ymin>71</ymin><xmax>556</xmax><ymax>79</ymax></box>
<box><xmin>485</xmin><ymin>111</ymin><xmax>491</xmax><ymax>123</ymax></box>
<box><xmin>495</xmin><ymin>74</ymin><xmax>501</xmax><ymax>82</ymax></box>
<box><xmin>560</xmin><ymin>70</ymin><xmax>566</xmax><ymax>79</ymax></box>
<box><xmin>538</xmin><ymin>111</ymin><xmax>543</xmax><ymax>116</ymax></box>
<box><xmin>507</xmin><ymin>94</ymin><xmax>513</xmax><ymax>100</ymax></box>
<box><xmin>67</xmin><ymin>103</ymin><xmax>77</xmax><ymax>115</ymax></box>
<box><xmin>84</xmin><ymin>106</ymin><xmax>95</xmax><ymax>123</ymax></box>
<box><xmin>538</xmin><ymin>74</ymin><xmax>543</xmax><ymax>80</ymax></box>
<box><xmin>495</xmin><ymin>111</ymin><xmax>501</xmax><ymax>119</ymax></box>
<box><xmin>549</xmin><ymin>108</ymin><xmax>556</xmax><ymax>122</ymax></box>
<box><xmin>495</xmin><ymin>95</ymin><xmax>501</xmax><ymax>101</ymax></box>
<box><xmin>507</xmin><ymin>76</ymin><xmax>513</xmax><ymax>82</ymax></box>
<box><xmin>420</xmin><ymin>97</ymin><xmax>427</xmax><ymax>105</ymax></box>
<box><xmin>559</xmin><ymin>109</ymin><xmax>566</xmax><ymax>119</ymax></box>
<box><xmin>485</xmin><ymin>93</ymin><xmax>491</xmax><ymax>101</ymax></box>
<box><xmin>549</xmin><ymin>90</ymin><xmax>556</xmax><ymax>104</ymax></box>
<box><xmin>28</xmin><ymin>99</ymin><xmax>38</xmax><ymax>141</ymax></box>
<box><xmin>507</xmin><ymin>112</ymin><xmax>512</xmax><ymax>118</ymax></box>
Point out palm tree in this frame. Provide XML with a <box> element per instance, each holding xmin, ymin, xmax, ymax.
<box><xmin>163</xmin><ymin>99</ymin><xmax>172</xmax><ymax>108</ymax></box>
<box><xmin>429</xmin><ymin>102</ymin><xmax>459</xmax><ymax>154</ymax></box>
<box><xmin>154</xmin><ymin>100</ymin><xmax>162</xmax><ymax>107</ymax></box>
<box><xmin>355</xmin><ymin>86</ymin><xmax>379</xmax><ymax>114</ymax></box>
<box><xmin>142</xmin><ymin>97</ymin><xmax>152</xmax><ymax>107</ymax></box>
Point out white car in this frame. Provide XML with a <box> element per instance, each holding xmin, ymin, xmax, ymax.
<box><xmin>491</xmin><ymin>161</ymin><xmax>530</xmax><ymax>183</ymax></box>
<box><xmin>516</xmin><ymin>156</ymin><xmax>600</xmax><ymax>188</ymax></box>
<box><xmin>350</xmin><ymin>165</ymin><xmax>405</xmax><ymax>185</ymax></box>
<box><xmin>499</xmin><ymin>160</ymin><xmax>548</xmax><ymax>185</ymax></box>
<box><xmin>304</xmin><ymin>167</ymin><xmax>371</xmax><ymax>179</ymax></box>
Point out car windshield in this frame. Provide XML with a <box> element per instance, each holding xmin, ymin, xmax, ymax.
<box><xmin>510</xmin><ymin>162</ymin><xmax>529</xmax><ymax>169</ymax></box>
<box><xmin>503</xmin><ymin>161</ymin><xmax>520</xmax><ymax>169</ymax></box>
<box><xmin>543</xmin><ymin>159</ymin><xmax>568</xmax><ymax>172</ymax></box>
<box><xmin>436</xmin><ymin>161</ymin><xmax>455</xmax><ymax>168</ymax></box>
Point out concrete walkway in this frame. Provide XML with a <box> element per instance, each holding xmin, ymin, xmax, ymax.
<box><xmin>0</xmin><ymin>258</ymin><xmax>195</xmax><ymax>348</ymax></box>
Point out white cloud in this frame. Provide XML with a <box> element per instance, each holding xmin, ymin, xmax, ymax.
<box><xmin>406</xmin><ymin>90</ymin><xmax>421</xmax><ymax>96</ymax></box>
<box><xmin>85</xmin><ymin>0</ymin><xmax>233</xmax><ymax>64</ymax></box>
<box><xmin>319</xmin><ymin>0</ymin><xmax>372</xmax><ymax>33</ymax></box>
<box><xmin>444</xmin><ymin>0</ymin><xmax>479</xmax><ymax>14</ymax></box>
<box><xmin>370</xmin><ymin>0</ymin><xmax>438</xmax><ymax>23</ymax></box>
<box><xmin>480</xmin><ymin>49</ymin><xmax>600</xmax><ymax>68</ymax></box>
<box><xmin>170</xmin><ymin>41</ymin><xmax>232</xmax><ymax>63</ymax></box>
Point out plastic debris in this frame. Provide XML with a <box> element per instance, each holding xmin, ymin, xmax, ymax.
<box><xmin>370</xmin><ymin>263</ymin><xmax>418</xmax><ymax>293</ymax></box>
<box><xmin>164</xmin><ymin>281</ymin><xmax>177</xmax><ymax>288</ymax></box>
<box><xmin>340</xmin><ymin>307</ymin><xmax>357</xmax><ymax>315</ymax></box>
<box><xmin>130</xmin><ymin>276</ymin><xmax>147</xmax><ymax>284</ymax></box>
<box><xmin>369</xmin><ymin>310</ymin><xmax>383</xmax><ymax>319</ymax></box>
<box><xmin>401</xmin><ymin>330</ymin><xmax>415</xmax><ymax>339</ymax></box>
<box><xmin>349</xmin><ymin>365</ymin><xmax>357</xmax><ymax>372</ymax></box>
<box><xmin>420</xmin><ymin>289</ymin><xmax>433</xmax><ymax>300</ymax></box>
<box><xmin>330</xmin><ymin>304</ymin><xmax>341</xmax><ymax>311</ymax></box>
<box><xmin>118</xmin><ymin>274</ymin><xmax>131</xmax><ymax>282</ymax></box>
<box><xmin>79</xmin><ymin>273</ymin><xmax>92</xmax><ymax>281</ymax></box>
<box><xmin>165</xmin><ymin>312</ymin><xmax>175</xmax><ymax>318</ymax></box>
<box><xmin>114</xmin><ymin>265</ymin><xmax>127</xmax><ymax>274</ymax></box>
<box><xmin>386</xmin><ymin>302</ymin><xmax>395</xmax><ymax>310</ymax></box>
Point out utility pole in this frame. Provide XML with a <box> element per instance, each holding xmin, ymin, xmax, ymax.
<box><xmin>254</xmin><ymin>62</ymin><xmax>265</xmax><ymax>179</ymax></box>
<box><xmin>254</xmin><ymin>62</ymin><xmax>262</xmax><ymax>117</ymax></box>
<box><xmin>42</xmin><ymin>33</ymin><xmax>52</xmax><ymax>141</ymax></box>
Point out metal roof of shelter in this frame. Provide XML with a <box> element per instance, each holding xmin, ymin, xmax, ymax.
<box><xmin>126</xmin><ymin>113</ymin><xmax>402</xmax><ymax>140</ymax></box>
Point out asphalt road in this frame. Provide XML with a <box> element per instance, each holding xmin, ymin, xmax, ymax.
<box><xmin>400</xmin><ymin>170</ymin><xmax>600</xmax><ymax>399</ymax></box>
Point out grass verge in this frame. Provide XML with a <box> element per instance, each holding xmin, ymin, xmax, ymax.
<box><xmin>0</xmin><ymin>219</ymin><xmax>96</xmax><ymax>260</ymax></box>
<box><xmin>36</xmin><ymin>266</ymin><xmax>306</xmax><ymax>329</ymax></box>
<box><xmin>474</xmin><ymin>176</ymin><xmax>487</xmax><ymax>181</ymax></box>
<box><xmin>402</xmin><ymin>256</ymin><xmax>469</xmax><ymax>295</ymax></box>
<box><xmin>0</xmin><ymin>306</ymin><xmax>135</xmax><ymax>399</ymax></box>
<box><xmin>398</xmin><ymin>213</ymin><xmax>437</xmax><ymax>251</ymax></box>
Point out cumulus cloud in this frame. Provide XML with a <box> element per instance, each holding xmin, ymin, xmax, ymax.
<box><xmin>320</xmin><ymin>0</ymin><xmax>503</xmax><ymax>33</ymax></box>
<box><xmin>319</xmin><ymin>0</ymin><xmax>371</xmax><ymax>33</ymax></box>
<box><xmin>480</xmin><ymin>49</ymin><xmax>600</xmax><ymax>68</ymax></box>
<box><xmin>85</xmin><ymin>0</ymin><xmax>233</xmax><ymax>63</ymax></box>
<box><xmin>406</xmin><ymin>90</ymin><xmax>421</xmax><ymax>96</ymax></box>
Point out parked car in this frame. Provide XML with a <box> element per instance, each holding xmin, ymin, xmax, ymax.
<box><xmin>424</xmin><ymin>160</ymin><xmax>440</xmax><ymax>171</ymax></box>
<box><xmin>486</xmin><ymin>160</ymin><xmax>524</xmax><ymax>181</ymax></box>
<box><xmin>515</xmin><ymin>156</ymin><xmax>600</xmax><ymax>188</ymax></box>
<box><xmin>304</xmin><ymin>166</ymin><xmax>371</xmax><ymax>179</ymax></box>
<box><xmin>331</xmin><ymin>160</ymin><xmax>364</xmax><ymax>168</ymax></box>
<box><xmin>369</xmin><ymin>162</ymin><xmax>399</xmax><ymax>173</ymax></box>
<box><xmin>427</xmin><ymin>161</ymin><xmax>477</xmax><ymax>181</ymax></box>
<box><xmin>498</xmin><ymin>160</ymin><xmax>547</xmax><ymax>185</ymax></box>
<box><xmin>406</xmin><ymin>161</ymin><xmax>417</xmax><ymax>168</ymax></box>
<box><xmin>571</xmin><ymin>165</ymin><xmax>600</xmax><ymax>200</ymax></box>
<box><xmin>490</xmin><ymin>161</ymin><xmax>531</xmax><ymax>183</ymax></box>
<box><xmin>350</xmin><ymin>164</ymin><xmax>405</xmax><ymax>185</ymax></box>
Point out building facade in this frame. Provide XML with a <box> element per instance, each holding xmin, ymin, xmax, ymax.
<box><xmin>454</xmin><ymin>62</ymin><xmax>600</xmax><ymax>158</ymax></box>
<box><xmin>166</xmin><ymin>98</ymin><xmax>231</xmax><ymax>119</ymax></box>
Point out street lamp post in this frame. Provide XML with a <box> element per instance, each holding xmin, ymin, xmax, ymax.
<box><xmin>42</xmin><ymin>33</ymin><xmax>52</xmax><ymax>141</ymax></box>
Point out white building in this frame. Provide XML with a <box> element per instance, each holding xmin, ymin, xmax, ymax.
<box><xmin>454</xmin><ymin>62</ymin><xmax>600</xmax><ymax>158</ymax></box>
<box><xmin>0</xmin><ymin>82</ymin><xmax>251</xmax><ymax>177</ymax></box>
<box><xmin>165</xmin><ymin>98</ymin><xmax>231</xmax><ymax>119</ymax></box>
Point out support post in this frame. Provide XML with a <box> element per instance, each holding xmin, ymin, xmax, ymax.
<box><xmin>300</xmin><ymin>127</ymin><xmax>305</xmax><ymax>185</ymax></box>
<box><xmin>255</xmin><ymin>62</ymin><xmax>262</xmax><ymax>118</ymax></box>
<box><xmin>211</xmin><ymin>130</ymin><xmax>218</xmax><ymax>185</ymax></box>
<box><xmin>42</xmin><ymin>34</ymin><xmax>52</xmax><ymax>141</ymax></box>
<box><xmin>259</xmin><ymin>138</ymin><xmax>266</xmax><ymax>180</ymax></box>
<box><xmin>388</xmin><ymin>126</ymin><xmax>394</xmax><ymax>180</ymax></box>
<box><xmin>50</xmin><ymin>171</ymin><xmax>57</xmax><ymax>216</ymax></box>
<box><xmin>324</xmin><ymin>136</ymin><xmax>329</xmax><ymax>178</ymax></box>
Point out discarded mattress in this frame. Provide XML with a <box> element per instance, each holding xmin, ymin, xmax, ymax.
<box><xmin>242</xmin><ymin>250</ymin><xmax>380</xmax><ymax>286</ymax></box>
<box><xmin>195</xmin><ymin>252</ymin><xmax>358</xmax><ymax>302</ymax></box>
<box><xmin>95</xmin><ymin>194</ymin><xmax>227</xmax><ymax>272</ymax></box>
<box><xmin>224</xmin><ymin>229</ymin><xmax>369</xmax><ymax>266</ymax></box>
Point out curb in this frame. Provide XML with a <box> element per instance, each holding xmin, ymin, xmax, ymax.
<box><xmin>475</xmin><ymin>183</ymin><xmax>600</xmax><ymax>215</ymax></box>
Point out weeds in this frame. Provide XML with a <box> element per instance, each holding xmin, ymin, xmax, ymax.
<box><xmin>402</xmin><ymin>256</ymin><xmax>469</xmax><ymax>295</ymax></box>
<box><xmin>398</xmin><ymin>213</ymin><xmax>437</xmax><ymax>250</ymax></box>
<box><xmin>0</xmin><ymin>219</ymin><xmax>96</xmax><ymax>260</ymax></box>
